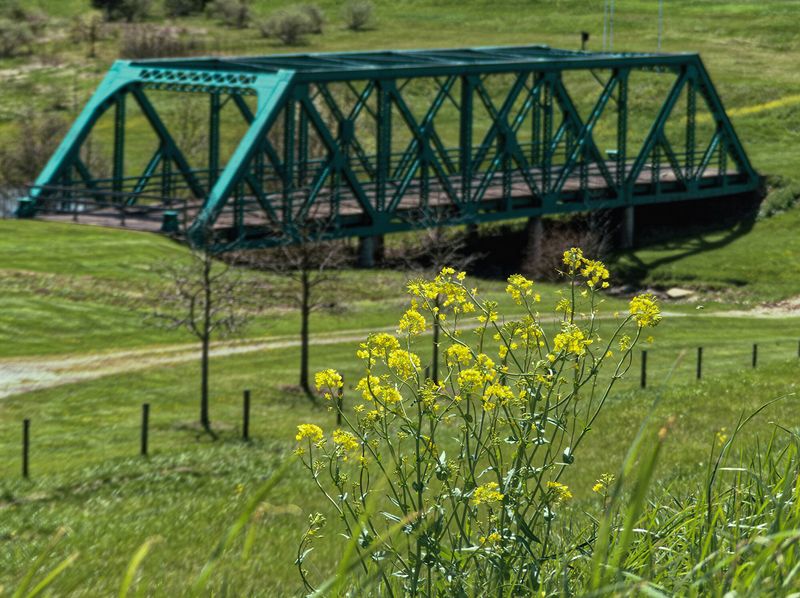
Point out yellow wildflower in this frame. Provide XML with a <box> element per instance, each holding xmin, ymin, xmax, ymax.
<box><xmin>387</xmin><ymin>349</ymin><xmax>421</xmax><ymax>379</ymax></box>
<box><xmin>314</xmin><ymin>369</ymin><xmax>343</xmax><ymax>400</ymax></box>
<box><xmin>547</xmin><ymin>481</ymin><xmax>573</xmax><ymax>503</ymax></box>
<box><xmin>553</xmin><ymin>323</ymin><xmax>592</xmax><ymax>356</ymax></box>
<box><xmin>592</xmin><ymin>473</ymin><xmax>615</xmax><ymax>494</ymax></box>
<box><xmin>357</xmin><ymin>332</ymin><xmax>401</xmax><ymax>366</ymax></box>
<box><xmin>580</xmin><ymin>258</ymin><xmax>610</xmax><ymax>289</ymax></box>
<box><xmin>472</xmin><ymin>482</ymin><xmax>504</xmax><ymax>506</ymax></box>
<box><xmin>332</xmin><ymin>429</ymin><xmax>359</xmax><ymax>452</ymax></box>
<box><xmin>482</xmin><ymin>382</ymin><xmax>515</xmax><ymax>411</ymax></box>
<box><xmin>506</xmin><ymin>274</ymin><xmax>539</xmax><ymax>305</ymax></box>
<box><xmin>629</xmin><ymin>294</ymin><xmax>662</xmax><ymax>328</ymax></box>
<box><xmin>398</xmin><ymin>301</ymin><xmax>427</xmax><ymax>336</ymax></box>
<box><xmin>356</xmin><ymin>375</ymin><xmax>382</xmax><ymax>401</ymax></box>
<box><xmin>446</xmin><ymin>344</ymin><xmax>473</xmax><ymax>367</ymax></box>
<box><xmin>479</xmin><ymin>531</ymin><xmax>502</xmax><ymax>546</ymax></box>
<box><xmin>296</xmin><ymin>424</ymin><xmax>323</xmax><ymax>443</ymax></box>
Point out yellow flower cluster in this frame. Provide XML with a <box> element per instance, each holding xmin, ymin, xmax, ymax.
<box><xmin>446</xmin><ymin>343</ymin><xmax>473</xmax><ymax>366</ymax></box>
<box><xmin>629</xmin><ymin>293</ymin><xmax>662</xmax><ymax>328</ymax></box>
<box><xmin>457</xmin><ymin>353</ymin><xmax>496</xmax><ymax>391</ymax></box>
<box><xmin>505</xmin><ymin>274</ymin><xmax>541</xmax><ymax>305</ymax></box>
<box><xmin>580</xmin><ymin>259</ymin><xmax>610</xmax><ymax>289</ymax></box>
<box><xmin>547</xmin><ymin>480</ymin><xmax>573</xmax><ymax>503</ymax></box>
<box><xmin>387</xmin><ymin>349</ymin><xmax>421</xmax><ymax>379</ymax></box>
<box><xmin>472</xmin><ymin>481</ymin><xmax>504</xmax><ymax>506</ymax></box>
<box><xmin>562</xmin><ymin>247</ymin><xmax>585</xmax><ymax>274</ymax></box>
<box><xmin>407</xmin><ymin>267</ymin><xmax>476</xmax><ymax>314</ymax></box>
<box><xmin>553</xmin><ymin>323</ymin><xmax>592</xmax><ymax>357</ymax></box>
<box><xmin>356</xmin><ymin>333</ymin><xmax>401</xmax><ymax>366</ymax></box>
<box><xmin>562</xmin><ymin>247</ymin><xmax>611</xmax><ymax>289</ymax></box>
<box><xmin>355</xmin><ymin>375</ymin><xmax>403</xmax><ymax>405</ymax></box>
<box><xmin>332</xmin><ymin>429</ymin><xmax>359</xmax><ymax>452</ymax></box>
<box><xmin>296</xmin><ymin>424</ymin><xmax>323</xmax><ymax>443</ymax></box>
<box><xmin>592</xmin><ymin>473</ymin><xmax>615</xmax><ymax>494</ymax></box>
<box><xmin>479</xmin><ymin>531</ymin><xmax>502</xmax><ymax>546</ymax></box>
<box><xmin>397</xmin><ymin>301</ymin><xmax>426</xmax><ymax>336</ymax></box>
<box><xmin>482</xmin><ymin>381</ymin><xmax>515</xmax><ymax>411</ymax></box>
<box><xmin>314</xmin><ymin>369</ymin><xmax>343</xmax><ymax>400</ymax></box>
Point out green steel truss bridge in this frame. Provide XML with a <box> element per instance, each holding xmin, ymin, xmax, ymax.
<box><xmin>20</xmin><ymin>45</ymin><xmax>759</xmax><ymax>250</ymax></box>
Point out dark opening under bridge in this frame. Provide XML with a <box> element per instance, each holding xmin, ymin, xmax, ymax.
<box><xmin>19</xmin><ymin>45</ymin><xmax>759</xmax><ymax>251</ymax></box>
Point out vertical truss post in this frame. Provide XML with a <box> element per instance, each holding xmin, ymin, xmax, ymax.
<box><xmin>298</xmin><ymin>102</ymin><xmax>308</xmax><ymax>188</ymax></box>
<box><xmin>531</xmin><ymin>72</ymin><xmax>542</xmax><ymax>166</ymax></box>
<box><xmin>685</xmin><ymin>74</ymin><xmax>696</xmax><ymax>181</ymax></box>
<box><xmin>161</xmin><ymin>156</ymin><xmax>172</xmax><ymax>202</ymax></box>
<box><xmin>542</xmin><ymin>75</ymin><xmax>554</xmax><ymax>195</ymax></box>
<box><xmin>459</xmin><ymin>75</ymin><xmax>475</xmax><ymax>203</ymax></box>
<box><xmin>376</xmin><ymin>80</ymin><xmax>392</xmax><ymax>213</ymax></box>
<box><xmin>209</xmin><ymin>93</ymin><xmax>221</xmax><ymax>189</ymax></box>
<box><xmin>113</xmin><ymin>92</ymin><xmax>126</xmax><ymax>196</ymax></box>
<box><xmin>284</xmin><ymin>98</ymin><xmax>296</xmax><ymax>223</ymax></box>
<box><xmin>616</xmin><ymin>69</ymin><xmax>628</xmax><ymax>192</ymax></box>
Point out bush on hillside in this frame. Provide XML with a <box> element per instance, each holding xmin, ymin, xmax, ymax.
<box><xmin>259</xmin><ymin>9</ymin><xmax>312</xmax><ymax>46</ymax></box>
<box><xmin>0</xmin><ymin>112</ymin><xmax>68</xmax><ymax>187</ymax></box>
<box><xmin>299</xmin><ymin>4</ymin><xmax>325</xmax><ymax>34</ymax></box>
<box><xmin>119</xmin><ymin>24</ymin><xmax>204</xmax><ymax>58</ymax></box>
<box><xmin>92</xmin><ymin>0</ymin><xmax>152</xmax><ymax>22</ymax></box>
<box><xmin>164</xmin><ymin>0</ymin><xmax>205</xmax><ymax>17</ymax></box>
<box><xmin>0</xmin><ymin>20</ymin><xmax>34</xmax><ymax>58</ymax></box>
<box><xmin>206</xmin><ymin>0</ymin><xmax>252</xmax><ymax>28</ymax></box>
<box><xmin>342</xmin><ymin>0</ymin><xmax>373</xmax><ymax>31</ymax></box>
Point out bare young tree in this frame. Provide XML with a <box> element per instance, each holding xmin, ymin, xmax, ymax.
<box><xmin>399</xmin><ymin>213</ymin><xmax>479</xmax><ymax>383</ymax></box>
<box><xmin>152</xmin><ymin>248</ymin><xmax>251</xmax><ymax>435</ymax></box>
<box><xmin>238</xmin><ymin>226</ymin><xmax>349</xmax><ymax>399</ymax></box>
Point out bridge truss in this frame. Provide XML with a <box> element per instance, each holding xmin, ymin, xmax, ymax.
<box><xmin>20</xmin><ymin>45</ymin><xmax>759</xmax><ymax>250</ymax></box>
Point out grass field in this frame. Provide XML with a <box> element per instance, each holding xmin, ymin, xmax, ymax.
<box><xmin>2</xmin><ymin>0</ymin><xmax>800</xmax><ymax>594</ymax></box>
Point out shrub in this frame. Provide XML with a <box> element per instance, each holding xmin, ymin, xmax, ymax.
<box><xmin>259</xmin><ymin>9</ymin><xmax>312</xmax><ymax>46</ymax></box>
<box><xmin>0</xmin><ymin>112</ymin><xmax>68</xmax><ymax>187</ymax></box>
<box><xmin>164</xmin><ymin>0</ymin><xmax>205</xmax><ymax>17</ymax></box>
<box><xmin>0</xmin><ymin>19</ymin><xmax>34</xmax><ymax>58</ymax></box>
<box><xmin>299</xmin><ymin>3</ymin><xmax>325</xmax><ymax>34</ymax></box>
<box><xmin>70</xmin><ymin>11</ymin><xmax>106</xmax><ymax>58</ymax></box>
<box><xmin>300</xmin><ymin>250</ymin><xmax>662</xmax><ymax>594</ymax></box>
<box><xmin>341</xmin><ymin>0</ymin><xmax>373</xmax><ymax>31</ymax></box>
<box><xmin>2</xmin><ymin>2</ymin><xmax>48</xmax><ymax>34</ymax></box>
<box><xmin>206</xmin><ymin>0</ymin><xmax>251</xmax><ymax>28</ymax></box>
<box><xmin>92</xmin><ymin>0</ymin><xmax>152</xmax><ymax>22</ymax></box>
<box><xmin>119</xmin><ymin>25</ymin><xmax>204</xmax><ymax>58</ymax></box>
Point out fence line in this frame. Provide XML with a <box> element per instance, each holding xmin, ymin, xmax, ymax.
<box><xmin>7</xmin><ymin>339</ymin><xmax>800</xmax><ymax>479</ymax></box>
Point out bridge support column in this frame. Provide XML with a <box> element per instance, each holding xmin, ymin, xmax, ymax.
<box><xmin>620</xmin><ymin>206</ymin><xmax>635</xmax><ymax>249</ymax></box>
<box><xmin>521</xmin><ymin>216</ymin><xmax>545</xmax><ymax>275</ymax></box>
<box><xmin>357</xmin><ymin>235</ymin><xmax>384</xmax><ymax>268</ymax></box>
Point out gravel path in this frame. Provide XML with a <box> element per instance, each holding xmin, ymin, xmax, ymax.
<box><xmin>1</xmin><ymin>305</ymin><xmax>797</xmax><ymax>399</ymax></box>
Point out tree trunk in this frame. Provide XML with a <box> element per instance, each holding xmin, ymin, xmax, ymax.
<box><xmin>200</xmin><ymin>334</ymin><xmax>210</xmax><ymax>430</ymax></box>
<box><xmin>200</xmin><ymin>251</ymin><xmax>213</xmax><ymax>433</ymax></box>
<box><xmin>432</xmin><ymin>295</ymin><xmax>440</xmax><ymax>384</ymax></box>
<box><xmin>300</xmin><ymin>271</ymin><xmax>312</xmax><ymax>398</ymax></box>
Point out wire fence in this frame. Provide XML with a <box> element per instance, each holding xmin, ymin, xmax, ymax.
<box><xmin>2</xmin><ymin>337</ymin><xmax>799</xmax><ymax>480</ymax></box>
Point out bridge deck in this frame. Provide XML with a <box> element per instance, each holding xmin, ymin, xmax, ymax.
<box><xmin>35</xmin><ymin>161</ymin><xmax>723</xmax><ymax>237</ymax></box>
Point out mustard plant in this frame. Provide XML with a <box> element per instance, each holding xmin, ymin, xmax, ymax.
<box><xmin>296</xmin><ymin>248</ymin><xmax>661</xmax><ymax>595</ymax></box>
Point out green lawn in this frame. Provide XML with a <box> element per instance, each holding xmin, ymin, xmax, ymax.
<box><xmin>2</xmin><ymin>1</ymin><xmax>800</xmax><ymax>594</ymax></box>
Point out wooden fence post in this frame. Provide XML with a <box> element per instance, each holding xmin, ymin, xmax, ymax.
<box><xmin>22</xmin><ymin>419</ymin><xmax>30</xmax><ymax>479</ymax></box>
<box><xmin>696</xmin><ymin>347</ymin><xmax>703</xmax><ymax>380</ymax></box>
<box><xmin>243</xmin><ymin>389</ymin><xmax>251</xmax><ymax>441</ymax></box>
<box><xmin>640</xmin><ymin>350</ymin><xmax>648</xmax><ymax>389</ymax></box>
<box><xmin>141</xmin><ymin>403</ymin><xmax>149</xmax><ymax>457</ymax></box>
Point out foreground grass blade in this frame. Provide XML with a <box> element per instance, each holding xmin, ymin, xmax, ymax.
<box><xmin>119</xmin><ymin>538</ymin><xmax>160</xmax><ymax>598</ymax></box>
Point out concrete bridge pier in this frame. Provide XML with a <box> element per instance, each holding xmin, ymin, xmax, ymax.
<box><xmin>620</xmin><ymin>206</ymin><xmax>635</xmax><ymax>249</ymax></box>
<box><xmin>521</xmin><ymin>216</ymin><xmax>545</xmax><ymax>275</ymax></box>
<box><xmin>357</xmin><ymin>235</ymin><xmax>384</xmax><ymax>268</ymax></box>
